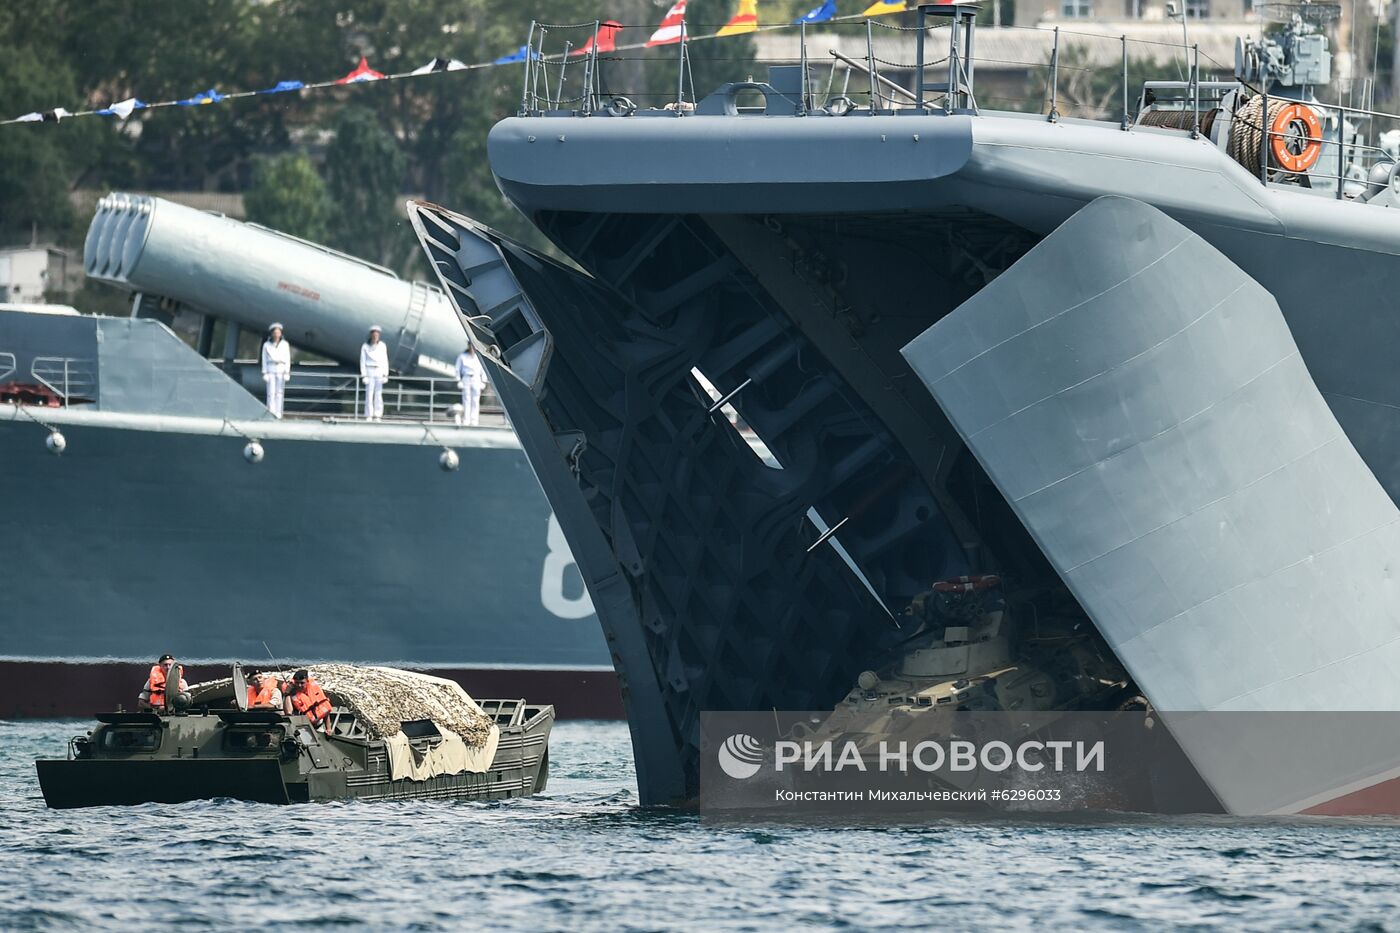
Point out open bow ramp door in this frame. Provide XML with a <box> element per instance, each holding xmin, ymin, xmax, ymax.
<box><xmin>903</xmin><ymin>196</ymin><xmax>1400</xmax><ymax>815</ymax></box>
<box><xmin>409</xmin><ymin>202</ymin><xmax>971</xmax><ymax>804</ymax></box>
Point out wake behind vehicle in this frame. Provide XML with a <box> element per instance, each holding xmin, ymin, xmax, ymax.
<box><xmin>35</xmin><ymin>664</ymin><xmax>552</xmax><ymax>808</ymax></box>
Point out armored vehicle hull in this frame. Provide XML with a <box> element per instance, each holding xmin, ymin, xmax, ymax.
<box><xmin>37</xmin><ymin>674</ymin><xmax>552</xmax><ymax>809</ymax></box>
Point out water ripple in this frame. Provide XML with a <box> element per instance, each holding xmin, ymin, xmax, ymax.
<box><xmin>6</xmin><ymin>720</ymin><xmax>1400</xmax><ymax>930</ymax></box>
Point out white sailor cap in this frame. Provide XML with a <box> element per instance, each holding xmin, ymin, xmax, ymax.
<box><xmin>368</xmin><ymin>323</ymin><xmax>383</xmax><ymax>333</ymax></box>
<box><xmin>269</xmin><ymin>322</ymin><xmax>284</xmax><ymax>330</ymax></box>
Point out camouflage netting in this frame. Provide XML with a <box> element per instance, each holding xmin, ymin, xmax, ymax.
<box><xmin>187</xmin><ymin>664</ymin><xmax>495</xmax><ymax>747</ymax></box>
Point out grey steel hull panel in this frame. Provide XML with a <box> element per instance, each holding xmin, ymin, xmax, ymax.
<box><xmin>902</xmin><ymin>197</ymin><xmax>1400</xmax><ymax>813</ymax></box>
<box><xmin>491</xmin><ymin>112</ymin><xmax>1400</xmax><ymax>508</ymax></box>
<box><xmin>462</xmin><ymin>103</ymin><xmax>1400</xmax><ymax>807</ymax></box>
<box><xmin>0</xmin><ymin>416</ymin><xmax>606</xmax><ymax>672</ymax></box>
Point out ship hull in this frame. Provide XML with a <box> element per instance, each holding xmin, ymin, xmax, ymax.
<box><xmin>0</xmin><ymin>413</ymin><xmax>620</xmax><ymax>720</ymax></box>
<box><xmin>405</xmin><ymin>105</ymin><xmax>1400</xmax><ymax>807</ymax></box>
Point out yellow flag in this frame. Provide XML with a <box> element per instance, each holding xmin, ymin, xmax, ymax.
<box><xmin>862</xmin><ymin>0</ymin><xmax>908</xmax><ymax>13</ymax></box>
<box><xmin>717</xmin><ymin>0</ymin><xmax>759</xmax><ymax>36</ymax></box>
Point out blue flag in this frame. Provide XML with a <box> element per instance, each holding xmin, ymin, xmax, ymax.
<box><xmin>494</xmin><ymin>45</ymin><xmax>536</xmax><ymax>65</ymax></box>
<box><xmin>261</xmin><ymin>80</ymin><xmax>305</xmax><ymax>95</ymax></box>
<box><xmin>178</xmin><ymin>88</ymin><xmax>224</xmax><ymax>106</ymax></box>
<box><xmin>795</xmin><ymin>0</ymin><xmax>838</xmax><ymax>22</ymax></box>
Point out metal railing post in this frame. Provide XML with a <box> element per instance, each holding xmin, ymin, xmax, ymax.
<box><xmin>583</xmin><ymin>20</ymin><xmax>600</xmax><ymax>113</ymax></box>
<box><xmin>63</xmin><ymin>360</ymin><xmax>70</xmax><ymax>407</ymax></box>
<box><xmin>1048</xmin><ymin>27</ymin><xmax>1060</xmax><ymax>122</ymax></box>
<box><xmin>520</xmin><ymin>21</ymin><xmax>536</xmax><ymax>114</ymax></box>
<box><xmin>1260</xmin><ymin>86</ymin><xmax>1269</xmax><ymax>183</ymax></box>
<box><xmin>952</xmin><ymin>11</ymin><xmax>963</xmax><ymax>112</ymax></box>
<box><xmin>532</xmin><ymin>27</ymin><xmax>547</xmax><ymax>112</ymax></box>
<box><xmin>800</xmin><ymin>21</ymin><xmax>809</xmax><ymax>114</ymax></box>
<box><xmin>866</xmin><ymin>20</ymin><xmax>879</xmax><ymax>113</ymax></box>
<box><xmin>676</xmin><ymin>24</ymin><xmax>687</xmax><ymax>112</ymax></box>
<box><xmin>1121</xmin><ymin>35</ymin><xmax>1130</xmax><ymax>130</ymax></box>
<box><xmin>915</xmin><ymin>11</ymin><xmax>926</xmax><ymax>111</ymax></box>
<box><xmin>964</xmin><ymin>8</ymin><xmax>976</xmax><ymax>107</ymax></box>
<box><xmin>1337</xmin><ymin>108</ymin><xmax>1346</xmax><ymax>199</ymax></box>
<box><xmin>556</xmin><ymin>41</ymin><xmax>572</xmax><ymax>109</ymax></box>
<box><xmin>1191</xmin><ymin>44</ymin><xmax>1200</xmax><ymax>139</ymax></box>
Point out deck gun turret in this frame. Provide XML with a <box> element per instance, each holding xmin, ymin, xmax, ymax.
<box><xmin>1234</xmin><ymin>1</ymin><xmax>1338</xmax><ymax>95</ymax></box>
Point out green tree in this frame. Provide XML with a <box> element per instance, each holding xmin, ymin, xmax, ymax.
<box><xmin>245</xmin><ymin>152</ymin><xmax>332</xmax><ymax>242</ymax></box>
<box><xmin>0</xmin><ymin>43</ymin><xmax>89</xmax><ymax>244</ymax></box>
<box><xmin>687</xmin><ymin>0</ymin><xmax>757</xmax><ymax>103</ymax></box>
<box><xmin>324</xmin><ymin>105</ymin><xmax>407</xmax><ymax>265</ymax></box>
<box><xmin>1026</xmin><ymin>44</ymin><xmax>1158</xmax><ymax>120</ymax></box>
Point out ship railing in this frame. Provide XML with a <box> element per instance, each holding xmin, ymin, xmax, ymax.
<box><xmin>277</xmin><ymin>366</ymin><xmax>506</xmax><ymax>426</ymax></box>
<box><xmin>0</xmin><ymin>352</ymin><xmax>14</xmax><ymax>384</ymax></box>
<box><xmin>30</xmin><ymin>356</ymin><xmax>97</xmax><ymax>405</ymax></box>
<box><xmin>514</xmin><ymin>13</ymin><xmax>972</xmax><ymax>117</ymax></box>
<box><xmin>513</xmin><ymin>9</ymin><xmax>1207</xmax><ymax>120</ymax></box>
<box><xmin>514</xmin><ymin>10</ymin><xmax>1400</xmax><ymax>202</ymax></box>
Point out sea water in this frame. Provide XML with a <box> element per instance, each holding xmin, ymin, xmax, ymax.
<box><xmin>4</xmin><ymin>719</ymin><xmax>1400</xmax><ymax>931</ymax></box>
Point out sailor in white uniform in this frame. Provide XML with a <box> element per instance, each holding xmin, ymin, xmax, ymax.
<box><xmin>454</xmin><ymin>343</ymin><xmax>487</xmax><ymax>426</ymax></box>
<box><xmin>360</xmin><ymin>324</ymin><xmax>390</xmax><ymax>421</ymax></box>
<box><xmin>260</xmin><ymin>323</ymin><xmax>292</xmax><ymax>418</ymax></box>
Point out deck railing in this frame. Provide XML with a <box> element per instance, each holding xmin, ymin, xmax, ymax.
<box><xmin>30</xmin><ymin>356</ymin><xmax>98</xmax><ymax>405</ymax></box>
<box><xmin>277</xmin><ymin>367</ymin><xmax>505</xmax><ymax>425</ymax></box>
<box><xmin>512</xmin><ymin>7</ymin><xmax>1400</xmax><ymax>202</ymax></box>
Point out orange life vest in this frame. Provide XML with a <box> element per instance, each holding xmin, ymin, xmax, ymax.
<box><xmin>246</xmin><ymin>679</ymin><xmax>278</xmax><ymax>709</ymax></box>
<box><xmin>146</xmin><ymin>664</ymin><xmax>179</xmax><ymax>708</ymax></box>
<box><xmin>286</xmin><ymin>678</ymin><xmax>332</xmax><ymax>726</ymax></box>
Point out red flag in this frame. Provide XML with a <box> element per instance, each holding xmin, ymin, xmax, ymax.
<box><xmin>336</xmin><ymin>56</ymin><xmax>386</xmax><ymax>84</ymax></box>
<box><xmin>571</xmin><ymin>20</ymin><xmax>622</xmax><ymax>56</ymax></box>
<box><xmin>647</xmin><ymin>1</ymin><xmax>687</xmax><ymax>46</ymax></box>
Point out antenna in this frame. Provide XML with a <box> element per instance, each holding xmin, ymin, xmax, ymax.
<box><xmin>262</xmin><ymin>640</ymin><xmax>280</xmax><ymax>672</ymax></box>
<box><xmin>1166</xmin><ymin>2</ymin><xmax>1190</xmax><ymax>81</ymax></box>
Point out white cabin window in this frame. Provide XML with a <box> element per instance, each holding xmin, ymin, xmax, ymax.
<box><xmin>1185</xmin><ymin>0</ymin><xmax>1210</xmax><ymax>16</ymax></box>
<box><xmin>1060</xmin><ymin>0</ymin><xmax>1094</xmax><ymax>16</ymax></box>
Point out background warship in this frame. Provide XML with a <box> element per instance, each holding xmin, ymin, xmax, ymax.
<box><xmin>0</xmin><ymin>195</ymin><xmax>618</xmax><ymax>719</ymax></box>
<box><xmin>409</xmin><ymin>2</ymin><xmax>1400</xmax><ymax>814</ymax></box>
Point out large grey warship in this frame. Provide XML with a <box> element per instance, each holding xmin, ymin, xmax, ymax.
<box><xmin>0</xmin><ymin>195</ymin><xmax>617</xmax><ymax>719</ymax></box>
<box><xmin>408</xmin><ymin>4</ymin><xmax>1400</xmax><ymax>813</ymax></box>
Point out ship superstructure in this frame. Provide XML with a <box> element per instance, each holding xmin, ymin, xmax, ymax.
<box><xmin>410</xmin><ymin>4</ymin><xmax>1400</xmax><ymax>812</ymax></box>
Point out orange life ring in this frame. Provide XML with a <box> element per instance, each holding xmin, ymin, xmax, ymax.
<box><xmin>1269</xmin><ymin>102</ymin><xmax>1323</xmax><ymax>173</ymax></box>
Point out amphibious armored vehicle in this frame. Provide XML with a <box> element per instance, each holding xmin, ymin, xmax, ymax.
<box><xmin>36</xmin><ymin>664</ymin><xmax>553</xmax><ymax>808</ymax></box>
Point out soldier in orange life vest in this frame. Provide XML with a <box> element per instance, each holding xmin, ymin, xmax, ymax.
<box><xmin>245</xmin><ymin>672</ymin><xmax>283</xmax><ymax>710</ymax></box>
<box><xmin>282</xmin><ymin>669</ymin><xmax>333</xmax><ymax>730</ymax></box>
<box><xmin>138</xmin><ymin>654</ymin><xmax>188</xmax><ymax>712</ymax></box>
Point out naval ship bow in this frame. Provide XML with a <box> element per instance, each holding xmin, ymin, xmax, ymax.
<box><xmin>411</xmin><ymin>4</ymin><xmax>1400</xmax><ymax>814</ymax></box>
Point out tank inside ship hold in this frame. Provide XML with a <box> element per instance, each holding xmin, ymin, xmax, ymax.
<box><xmin>35</xmin><ymin>664</ymin><xmax>553</xmax><ymax>808</ymax></box>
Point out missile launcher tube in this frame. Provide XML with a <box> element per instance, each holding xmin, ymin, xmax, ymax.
<box><xmin>84</xmin><ymin>193</ymin><xmax>466</xmax><ymax>374</ymax></box>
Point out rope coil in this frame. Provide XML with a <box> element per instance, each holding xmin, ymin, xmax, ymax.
<box><xmin>1227</xmin><ymin>96</ymin><xmax>1322</xmax><ymax>176</ymax></box>
<box><xmin>1137</xmin><ymin>107</ymin><xmax>1217</xmax><ymax>134</ymax></box>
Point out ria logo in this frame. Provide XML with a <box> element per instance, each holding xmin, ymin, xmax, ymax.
<box><xmin>717</xmin><ymin>733</ymin><xmax>764</xmax><ymax>780</ymax></box>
